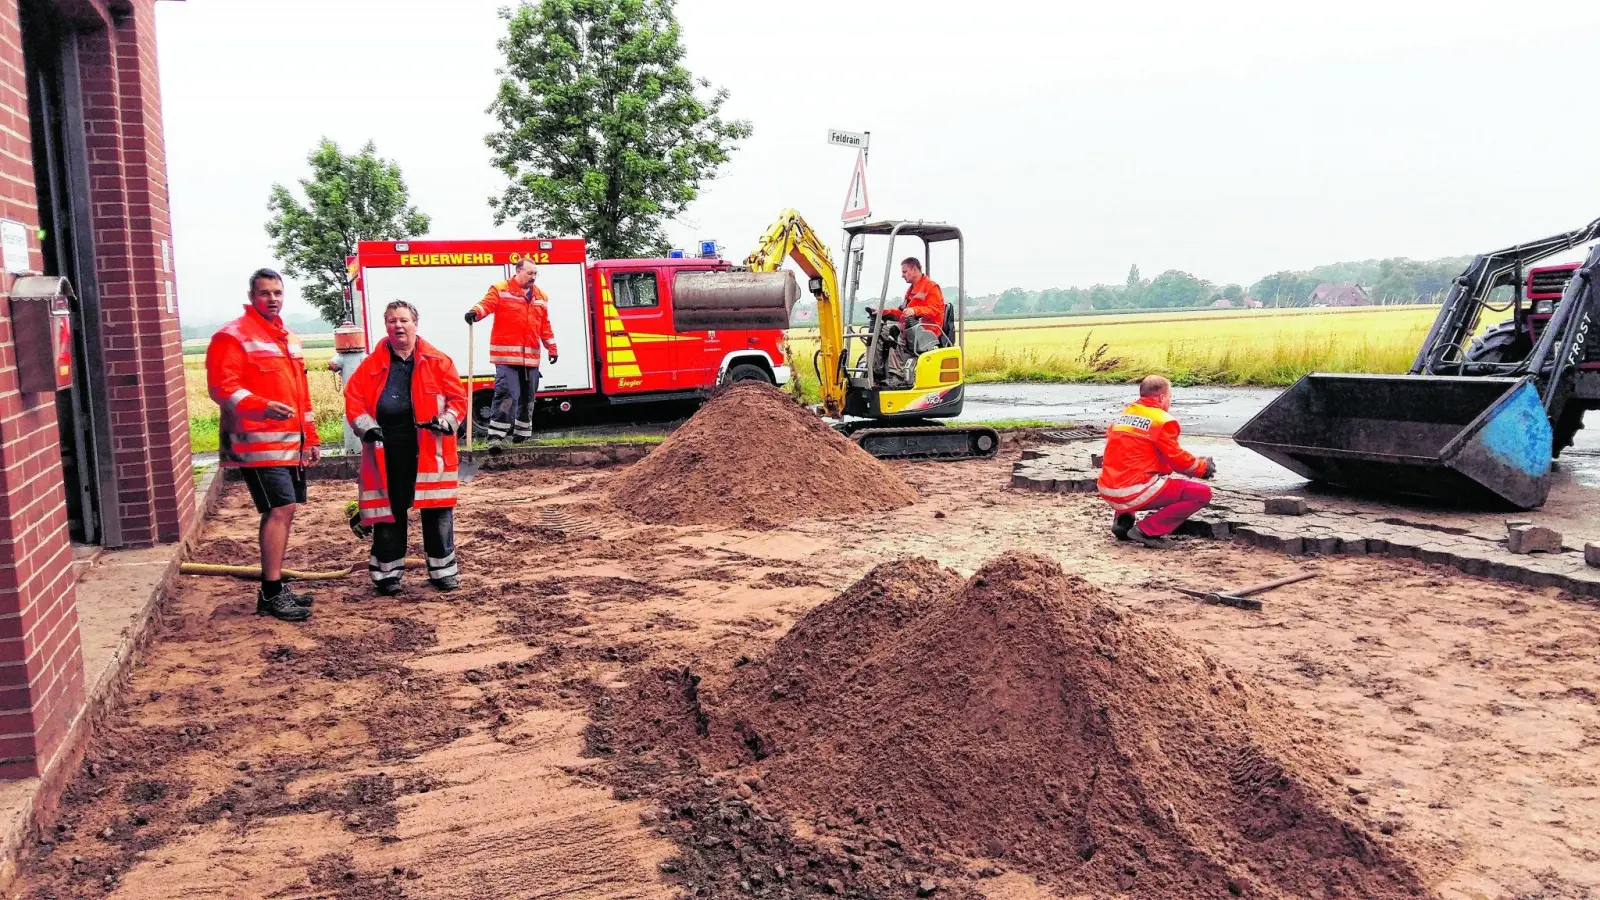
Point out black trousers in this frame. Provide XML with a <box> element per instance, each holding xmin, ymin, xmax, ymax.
<box><xmin>486</xmin><ymin>364</ymin><xmax>540</xmax><ymax>440</ymax></box>
<box><xmin>367</xmin><ymin>432</ymin><xmax>457</xmax><ymax>586</ymax></box>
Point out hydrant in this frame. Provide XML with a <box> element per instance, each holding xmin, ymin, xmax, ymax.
<box><xmin>329</xmin><ymin>320</ymin><xmax>367</xmax><ymax>455</ymax></box>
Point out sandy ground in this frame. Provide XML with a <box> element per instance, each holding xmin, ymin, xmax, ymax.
<box><xmin>11</xmin><ymin>450</ymin><xmax>1600</xmax><ymax>899</ymax></box>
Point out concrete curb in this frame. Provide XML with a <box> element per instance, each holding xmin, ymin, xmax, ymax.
<box><xmin>1013</xmin><ymin>447</ymin><xmax>1600</xmax><ymax>601</ymax></box>
<box><xmin>0</xmin><ymin>465</ymin><xmax>228</xmax><ymax>891</ymax></box>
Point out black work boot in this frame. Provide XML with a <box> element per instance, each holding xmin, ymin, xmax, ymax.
<box><xmin>256</xmin><ymin>586</ymin><xmax>312</xmax><ymax>622</ymax></box>
<box><xmin>430</xmin><ymin>575</ymin><xmax>460</xmax><ymax>592</ymax></box>
<box><xmin>1111</xmin><ymin>513</ymin><xmax>1135</xmax><ymax>541</ymax></box>
<box><xmin>375</xmin><ymin>580</ymin><xmax>403</xmax><ymax>597</ymax></box>
<box><xmin>1128</xmin><ymin>525</ymin><xmax>1176</xmax><ymax>550</ymax></box>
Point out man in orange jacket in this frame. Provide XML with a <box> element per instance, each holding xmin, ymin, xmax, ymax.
<box><xmin>465</xmin><ymin>259</ymin><xmax>558</xmax><ymax>450</ymax></box>
<box><xmin>205</xmin><ymin>268</ymin><xmax>319</xmax><ymax>621</ymax></box>
<box><xmin>1097</xmin><ymin>375</ymin><xmax>1216</xmax><ymax>549</ymax></box>
<box><xmin>880</xmin><ymin>257</ymin><xmax>946</xmax><ymax>349</ymax></box>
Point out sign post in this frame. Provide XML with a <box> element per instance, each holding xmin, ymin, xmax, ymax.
<box><xmin>829</xmin><ymin>128</ymin><xmax>872</xmax><ymax>224</ymax></box>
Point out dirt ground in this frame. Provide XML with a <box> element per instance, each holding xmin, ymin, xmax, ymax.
<box><xmin>11</xmin><ymin>449</ymin><xmax>1600</xmax><ymax>899</ymax></box>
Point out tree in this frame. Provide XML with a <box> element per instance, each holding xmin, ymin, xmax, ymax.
<box><xmin>266</xmin><ymin>139</ymin><xmax>429</xmax><ymax>325</ymax></box>
<box><xmin>1222</xmin><ymin>284</ymin><xmax>1243</xmax><ymax>303</ymax></box>
<box><xmin>1143</xmin><ymin>270</ymin><xmax>1213</xmax><ymax>308</ymax></box>
<box><xmin>487</xmin><ymin>0</ymin><xmax>752</xmax><ymax>259</ymax></box>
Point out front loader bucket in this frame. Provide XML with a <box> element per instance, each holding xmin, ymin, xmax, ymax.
<box><xmin>1234</xmin><ymin>374</ymin><xmax>1552</xmax><ymax>509</ymax></box>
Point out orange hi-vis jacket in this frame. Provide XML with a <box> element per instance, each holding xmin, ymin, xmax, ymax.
<box><xmin>344</xmin><ymin>337</ymin><xmax>468</xmax><ymax>526</ymax></box>
<box><xmin>904</xmin><ymin>275</ymin><xmax>946</xmax><ymax>337</ymax></box>
<box><xmin>1097</xmin><ymin>401</ymin><xmax>1211</xmax><ymax>512</ymax></box>
<box><xmin>470</xmin><ymin>280</ymin><xmax>558</xmax><ymax>367</ymax></box>
<box><xmin>205</xmin><ymin>305</ymin><xmax>319</xmax><ymax>468</ymax></box>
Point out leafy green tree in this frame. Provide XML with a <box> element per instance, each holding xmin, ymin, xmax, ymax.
<box><xmin>266</xmin><ymin>138</ymin><xmax>430</xmax><ymax>325</ymax></box>
<box><xmin>1222</xmin><ymin>284</ymin><xmax>1243</xmax><ymax>303</ymax></box>
<box><xmin>1143</xmin><ymin>270</ymin><xmax>1213</xmax><ymax>308</ymax></box>
<box><xmin>487</xmin><ymin>0</ymin><xmax>752</xmax><ymax>258</ymax></box>
<box><xmin>994</xmin><ymin>287</ymin><xmax>1033</xmax><ymax>315</ymax></box>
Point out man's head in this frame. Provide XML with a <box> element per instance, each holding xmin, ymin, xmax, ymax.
<box><xmin>1139</xmin><ymin>374</ymin><xmax>1172</xmax><ymax>411</ymax></box>
<box><xmin>513</xmin><ymin>259</ymin><xmax>538</xmax><ymax>288</ymax></box>
<box><xmin>248</xmin><ymin>268</ymin><xmax>285</xmax><ymax>320</ymax></box>
<box><xmin>900</xmin><ymin>257</ymin><xmax>923</xmax><ymax>286</ymax></box>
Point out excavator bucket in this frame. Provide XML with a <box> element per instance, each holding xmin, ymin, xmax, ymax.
<box><xmin>1234</xmin><ymin>374</ymin><xmax>1553</xmax><ymax>509</ymax></box>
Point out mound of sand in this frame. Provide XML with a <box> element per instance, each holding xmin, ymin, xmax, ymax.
<box><xmin>608</xmin><ymin>382</ymin><xmax>917</xmax><ymax>529</ymax></box>
<box><xmin>703</xmin><ymin>553</ymin><xmax>1430</xmax><ymax>899</ymax></box>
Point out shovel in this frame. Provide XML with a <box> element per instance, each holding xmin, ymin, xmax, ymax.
<box><xmin>457</xmin><ymin>321</ymin><xmax>483</xmax><ymax>483</ymax></box>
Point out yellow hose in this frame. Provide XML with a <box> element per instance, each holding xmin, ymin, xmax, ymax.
<box><xmin>179</xmin><ymin>558</ymin><xmax>426</xmax><ymax>581</ymax></box>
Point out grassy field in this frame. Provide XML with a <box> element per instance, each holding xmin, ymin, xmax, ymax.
<box><xmin>786</xmin><ymin>305</ymin><xmax>1444</xmax><ymax>397</ymax></box>
<box><xmin>188</xmin><ymin>306</ymin><xmax>1455</xmax><ymax>452</ymax></box>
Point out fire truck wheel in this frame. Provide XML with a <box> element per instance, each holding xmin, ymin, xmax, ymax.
<box><xmin>725</xmin><ymin>363</ymin><xmax>772</xmax><ymax>385</ymax></box>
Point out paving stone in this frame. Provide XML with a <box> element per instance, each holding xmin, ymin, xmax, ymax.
<box><xmin>1364</xmin><ymin>536</ymin><xmax>1390</xmax><ymax>554</ymax></box>
<box><xmin>1416</xmin><ymin>543</ymin><xmax>1456</xmax><ymax>566</ymax></box>
<box><xmin>1089</xmin><ymin>453</ymin><xmax>1104</xmax><ymax>467</ymax></box>
<box><xmin>1561</xmin><ymin>570</ymin><xmax>1600</xmax><ymax>599</ymax></box>
<box><xmin>1507</xmin><ymin>523</ymin><xmax>1562</xmax><ymax>555</ymax></box>
<box><xmin>1305</xmin><ymin>535</ymin><xmax>1338</xmax><ymax>555</ymax></box>
<box><xmin>1277</xmin><ymin>534</ymin><xmax>1306</xmax><ymax>556</ymax></box>
<box><xmin>1334</xmin><ymin>534</ymin><xmax>1368</xmax><ymax>555</ymax></box>
<box><xmin>1019</xmin><ymin>449</ymin><xmax>1044</xmax><ymax>461</ymax></box>
<box><xmin>1264</xmin><ymin>496</ymin><xmax>1309</xmax><ymax>516</ymax></box>
<box><xmin>1585</xmin><ymin>542</ymin><xmax>1600</xmax><ymax>568</ymax></box>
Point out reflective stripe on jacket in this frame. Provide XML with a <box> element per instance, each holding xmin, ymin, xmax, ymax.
<box><xmin>1097</xmin><ymin>401</ymin><xmax>1209</xmax><ymax>512</ymax></box>
<box><xmin>343</xmin><ymin>336</ymin><xmax>468</xmax><ymax>524</ymax></box>
<box><xmin>204</xmin><ymin>305</ymin><xmax>319</xmax><ymax>469</ymax></box>
<box><xmin>904</xmin><ymin>275</ymin><xmax>946</xmax><ymax>337</ymax></box>
<box><xmin>470</xmin><ymin>280</ymin><xmax>558</xmax><ymax>367</ymax></box>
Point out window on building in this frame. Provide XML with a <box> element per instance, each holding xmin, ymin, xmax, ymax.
<box><xmin>613</xmin><ymin>272</ymin><xmax>659</xmax><ymax>310</ymax></box>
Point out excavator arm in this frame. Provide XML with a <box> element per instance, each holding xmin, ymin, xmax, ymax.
<box><xmin>745</xmin><ymin>209</ymin><xmax>847</xmax><ymax>417</ymax></box>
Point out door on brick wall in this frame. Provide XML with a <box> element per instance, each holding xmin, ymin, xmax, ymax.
<box><xmin>21</xmin><ymin>0</ymin><xmax>109</xmax><ymax>546</ymax></box>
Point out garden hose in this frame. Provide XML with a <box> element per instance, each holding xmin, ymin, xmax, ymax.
<box><xmin>179</xmin><ymin>557</ymin><xmax>426</xmax><ymax>582</ymax></box>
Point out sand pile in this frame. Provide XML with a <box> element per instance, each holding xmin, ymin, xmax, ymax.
<box><xmin>697</xmin><ymin>553</ymin><xmax>1431</xmax><ymax>899</ymax></box>
<box><xmin>608</xmin><ymin>381</ymin><xmax>916</xmax><ymax>528</ymax></box>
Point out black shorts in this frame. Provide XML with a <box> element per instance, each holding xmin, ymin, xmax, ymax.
<box><xmin>240</xmin><ymin>465</ymin><xmax>307</xmax><ymax>513</ymax></box>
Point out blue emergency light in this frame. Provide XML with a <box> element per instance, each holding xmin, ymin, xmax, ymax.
<box><xmin>668</xmin><ymin>249</ymin><xmax>686</xmax><ymax>259</ymax></box>
<box><xmin>699</xmin><ymin>240</ymin><xmax>718</xmax><ymax>259</ymax></box>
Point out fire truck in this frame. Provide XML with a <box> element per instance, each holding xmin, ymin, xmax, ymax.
<box><xmin>349</xmin><ymin>238</ymin><xmax>794</xmax><ymax>431</ymax></box>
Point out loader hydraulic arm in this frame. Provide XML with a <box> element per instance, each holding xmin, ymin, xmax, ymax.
<box><xmin>1413</xmin><ymin>215</ymin><xmax>1600</xmax><ymax>376</ymax></box>
<box><xmin>745</xmin><ymin>209</ymin><xmax>848</xmax><ymax>417</ymax></box>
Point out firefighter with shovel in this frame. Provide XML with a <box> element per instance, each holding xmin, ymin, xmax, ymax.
<box><xmin>465</xmin><ymin>259</ymin><xmax>558</xmax><ymax>450</ymax></box>
<box><xmin>345</xmin><ymin>301</ymin><xmax>468</xmax><ymax>595</ymax></box>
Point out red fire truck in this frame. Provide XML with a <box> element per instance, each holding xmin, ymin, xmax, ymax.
<box><xmin>350</xmin><ymin>238</ymin><xmax>794</xmax><ymax>430</ymax></box>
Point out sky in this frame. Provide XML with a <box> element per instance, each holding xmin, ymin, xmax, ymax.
<box><xmin>155</xmin><ymin>0</ymin><xmax>1600</xmax><ymax>323</ymax></box>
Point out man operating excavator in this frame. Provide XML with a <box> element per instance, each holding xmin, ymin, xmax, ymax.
<box><xmin>1098</xmin><ymin>375</ymin><xmax>1216</xmax><ymax>549</ymax></box>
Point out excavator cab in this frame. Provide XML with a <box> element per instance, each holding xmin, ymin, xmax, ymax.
<box><xmin>839</xmin><ymin>220</ymin><xmax>969</xmax><ymax>421</ymax></box>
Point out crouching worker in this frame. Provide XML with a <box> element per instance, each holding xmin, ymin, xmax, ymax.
<box><xmin>1097</xmin><ymin>375</ymin><xmax>1215</xmax><ymax>549</ymax></box>
<box><xmin>345</xmin><ymin>301</ymin><xmax>468</xmax><ymax>595</ymax></box>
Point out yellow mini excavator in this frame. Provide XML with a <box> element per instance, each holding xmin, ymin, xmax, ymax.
<box><xmin>744</xmin><ymin>209</ymin><xmax>999</xmax><ymax>460</ymax></box>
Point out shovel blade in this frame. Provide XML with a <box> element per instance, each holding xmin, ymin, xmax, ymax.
<box><xmin>458</xmin><ymin>453</ymin><xmax>481</xmax><ymax>483</ymax></box>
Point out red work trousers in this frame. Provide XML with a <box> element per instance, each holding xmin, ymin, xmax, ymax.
<box><xmin>1129</xmin><ymin>478</ymin><xmax>1212</xmax><ymax>537</ymax></box>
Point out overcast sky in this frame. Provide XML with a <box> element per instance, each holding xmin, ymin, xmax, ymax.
<box><xmin>155</xmin><ymin>0</ymin><xmax>1600</xmax><ymax>322</ymax></box>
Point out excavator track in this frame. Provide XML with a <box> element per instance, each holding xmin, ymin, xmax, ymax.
<box><xmin>846</xmin><ymin>425</ymin><xmax>1000</xmax><ymax>461</ymax></box>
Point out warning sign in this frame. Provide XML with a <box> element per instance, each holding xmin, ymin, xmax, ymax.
<box><xmin>841</xmin><ymin>150</ymin><xmax>871</xmax><ymax>223</ymax></box>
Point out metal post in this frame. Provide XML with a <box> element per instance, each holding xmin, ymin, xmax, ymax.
<box><xmin>331</xmin><ymin>320</ymin><xmax>367</xmax><ymax>455</ymax></box>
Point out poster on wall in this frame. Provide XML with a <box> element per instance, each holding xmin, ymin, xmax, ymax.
<box><xmin>0</xmin><ymin>220</ymin><xmax>27</xmax><ymax>274</ymax></box>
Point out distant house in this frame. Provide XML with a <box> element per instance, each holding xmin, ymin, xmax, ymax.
<box><xmin>1308</xmin><ymin>282</ymin><xmax>1371</xmax><ymax>307</ymax></box>
<box><xmin>1211</xmin><ymin>297</ymin><xmax>1233</xmax><ymax>309</ymax></box>
<box><xmin>1243</xmin><ymin>297</ymin><xmax>1265</xmax><ymax>309</ymax></box>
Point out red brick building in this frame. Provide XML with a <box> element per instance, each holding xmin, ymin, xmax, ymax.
<box><xmin>0</xmin><ymin>0</ymin><xmax>191</xmax><ymax>779</ymax></box>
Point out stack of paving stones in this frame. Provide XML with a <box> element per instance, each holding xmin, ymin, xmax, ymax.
<box><xmin>1012</xmin><ymin>446</ymin><xmax>1600</xmax><ymax>601</ymax></box>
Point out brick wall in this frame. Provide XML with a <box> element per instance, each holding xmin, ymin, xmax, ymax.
<box><xmin>80</xmin><ymin>0</ymin><xmax>193</xmax><ymax>547</ymax></box>
<box><xmin>0</xmin><ymin>0</ymin><xmax>83</xmax><ymax>780</ymax></box>
<box><xmin>0</xmin><ymin>0</ymin><xmax>192</xmax><ymax>778</ymax></box>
